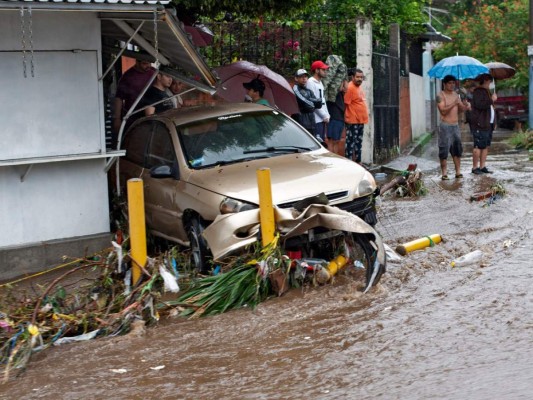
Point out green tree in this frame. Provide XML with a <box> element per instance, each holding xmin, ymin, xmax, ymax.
<box><xmin>312</xmin><ymin>0</ymin><xmax>429</xmax><ymax>41</ymax></box>
<box><xmin>434</xmin><ymin>0</ymin><xmax>528</xmax><ymax>92</ymax></box>
<box><xmin>174</xmin><ymin>0</ymin><xmax>428</xmax><ymax>43</ymax></box>
<box><xmin>173</xmin><ymin>0</ymin><xmax>322</xmax><ymax>20</ymax></box>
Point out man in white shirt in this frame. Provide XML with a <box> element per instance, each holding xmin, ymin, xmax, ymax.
<box><xmin>305</xmin><ymin>60</ymin><xmax>330</xmax><ymax>142</ymax></box>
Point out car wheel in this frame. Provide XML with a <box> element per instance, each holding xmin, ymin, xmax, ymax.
<box><xmin>186</xmin><ymin>217</ymin><xmax>211</xmax><ymax>274</ymax></box>
<box><xmin>349</xmin><ymin>233</ymin><xmax>385</xmax><ymax>290</ymax></box>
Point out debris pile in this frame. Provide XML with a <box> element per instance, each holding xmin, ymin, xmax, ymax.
<box><xmin>0</xmin><ymin>229</ymin><xmax>378</xmax><ymax>379</ymax></box>
<box><xmin>379</xmin><ymin>164</ymin><xmax>427</xmax><ymax>198</ymax></box>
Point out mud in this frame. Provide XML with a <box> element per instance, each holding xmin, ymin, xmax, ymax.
<box><xmin>1</xmin><ymin>135</ymin><xmax>532</xmax><ymax>400</ymax></box>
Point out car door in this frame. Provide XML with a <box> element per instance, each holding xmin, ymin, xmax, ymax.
<box><xmin>144</xmin><ymin>121</ymin><xmax>184</xmax><ymax>242</ymax></box>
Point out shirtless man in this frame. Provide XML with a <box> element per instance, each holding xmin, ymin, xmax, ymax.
<box><xmin>436</xmin><ymin>75</ymin><xmax>470</xmax><ymax>180</ymax></box>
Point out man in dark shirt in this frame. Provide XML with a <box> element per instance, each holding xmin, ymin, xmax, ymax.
<box><xmin>112</xmin><ymin>51</ymin><xmax>156</xmax><ymax>134</ymax></box>
<box><xmin>292</xmin><ymin>68</ymin><xmax>322</xmax><ymax>138</ymax></box>
<box><xmin>138</xmin><ymin>69</ymin><xmax>174</xmax><ymax>116</ymax></box>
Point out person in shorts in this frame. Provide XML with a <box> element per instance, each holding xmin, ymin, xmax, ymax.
<box><xmin>326</xmin><ymin>79</ymin><xmax>348</xmax><ymax>154</ymax></box>
<box><xmin>436</xmin><ymin>75</ymin><xmax>471</xmax><ymax>180</ymax></box>
<box><xmin>469</xmin><ymin>73</ymin><xmax>497</xmax><ymax>174</ymax></box>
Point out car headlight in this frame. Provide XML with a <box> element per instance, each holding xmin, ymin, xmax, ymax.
<box><xmin>219</xmin><ymin>197</ymin><xmax>258</xmax><ymax>214</ymax></box>
<box><xmin>356</xmin><ymin>170</ymin><xmax>377</xmax><ymax>197</ymax></box>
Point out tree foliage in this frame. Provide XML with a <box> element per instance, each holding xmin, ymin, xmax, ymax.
<box><xmin>172</xmin><ymin>0</ymin><xmax>322</xmax><ymax>20</ymax></box>
<box><xmin>173</xmin><ymin>0</ymin><xmax>428</xmax><ymax>43</ymax></box>
<box><xmin>434</xmin><ymin>0</ymin><xmax>528</xmax><ymax>92</ymax></box>
<box><xmin>303</xmin><ymin>0</ymin><xmax>429</xmax><ymax>41</ymax></box>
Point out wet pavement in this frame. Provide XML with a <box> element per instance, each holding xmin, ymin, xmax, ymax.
<box><xmin>1</xmin><ymin>130</ymin><xmax>532</xmax><ymax>399</ymax></box>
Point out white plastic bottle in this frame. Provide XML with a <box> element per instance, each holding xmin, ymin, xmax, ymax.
<box><xmin>451</xmin><ymin>250</ymin><xmax>484</xmax><ymax>267</ymax></box>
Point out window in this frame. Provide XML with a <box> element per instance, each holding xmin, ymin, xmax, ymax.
<box><xmin>146</xmin><ymin>122</ymin><xmax>177</xmax><ymax>169</ymax></box>
<box><xmin>122</xmin><ymin>122</ymin><xmax>153</xmax><ymax>166</ymax></box>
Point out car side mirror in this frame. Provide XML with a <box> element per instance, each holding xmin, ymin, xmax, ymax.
<box><xmin>150</xmin><ymin>165</ymin><xmax>179</xmax><ymax>179</ymax></box>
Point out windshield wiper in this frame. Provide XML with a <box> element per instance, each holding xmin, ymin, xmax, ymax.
<box><xmin>243</xmin><ymin>146</ymin><xmax>312</xmax><ymax>154</ymax></box>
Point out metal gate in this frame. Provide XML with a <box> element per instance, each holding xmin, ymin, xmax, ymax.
<box><xmin>199</xmin><ymin>21</ymin><xmax>357</xmax><ymax>78</ymax></box>
<box><xmin>372</xmin><ymin>45</ymin><xmax>400</xmax><ymax>164</ymax></box>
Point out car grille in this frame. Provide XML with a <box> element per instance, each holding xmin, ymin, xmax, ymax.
<box><xmin>277</xmin><ymin>192</ymin><xmax>376</xmax><ymax>223</ymax></box>
<box><xmin>277</xmin><ymin>191</ymin><xmax>349</xmax><ymax>209</ymax></box>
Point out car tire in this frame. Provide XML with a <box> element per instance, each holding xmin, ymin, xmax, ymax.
<box><xmin>186</xmin><ymin>217</ymin><xmax>211</xmax><ymax>274</ymax></box>
<box><xmin>352</xmin><ymin>233</ymin><xmax>385</xmax><ymax>290</ymax></box>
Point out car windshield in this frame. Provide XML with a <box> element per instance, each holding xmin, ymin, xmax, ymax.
<box><xmin>177</xmin><ymin>111</ymin><xmax>321</xmax><ymax>169</ymax></box>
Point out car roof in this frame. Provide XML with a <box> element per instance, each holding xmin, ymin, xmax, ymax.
<box><xmin>157</xmin><ymin>102</ymin><xmax>276</xmax><ymax>126</ymax></box>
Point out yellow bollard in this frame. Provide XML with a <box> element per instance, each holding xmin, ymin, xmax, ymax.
<box><xmin>395</xmin><ymin>234</ymin><xmax>442</xmax><ymax>256</ymax></box>
<box><xmin>256</xmin><ymin>168</ymin><xmax>275</xmax><ymax>247</ymax></box>
<box><xmin>127</xmin><ymin>178</ymin><xmax>147</xmax><ymax>285</ymax></box>
<box><xmin>315</xmin><ymin>254</ymin><xmax>348</xmax><ymax>284</ymax></box>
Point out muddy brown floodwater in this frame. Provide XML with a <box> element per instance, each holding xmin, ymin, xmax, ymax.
<box><xmin>1</xmin><ymin>139</ymin><xmax>532</xmax><ymax>400</ymax></box>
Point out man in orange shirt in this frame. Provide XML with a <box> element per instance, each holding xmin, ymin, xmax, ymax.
<box><xmin>344</xmin><ymin>68</ymin><xmax>369</xmax><ymax>163</ymax></box>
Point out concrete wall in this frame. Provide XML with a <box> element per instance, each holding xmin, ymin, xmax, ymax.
<box><xmin>0</xmin><ymin>159</ymin><xmax>110</xmax><ymax>246</ymax></box>
<box><xmin>0</xmin><ymin>10</ymin><xmax>111</xmax><ymax>271</ymax></box>
<box><xmin>399</xmin><ymin>77</ymin><xmax>412</xmax><ymax>149</ymax></box>
<box><xmin>409</xmin><ymin>73</ymin><xmax>427</xmax><ymax>140</ymax></box>
<box><xmin>356</xmin><ymin>19</ymin><xmax>374</xmax><ymax>165</ymax></box>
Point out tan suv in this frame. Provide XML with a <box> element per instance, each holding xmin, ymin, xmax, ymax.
<box><xmin>119</xmin><ymin>103</ymin><xmax>378</xmax><ymax>273</ymax></box>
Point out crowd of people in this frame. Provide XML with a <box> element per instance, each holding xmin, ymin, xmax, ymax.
<box><xmin>113</xmin><ymin>51</ymin><xmax>497</xmax><ymax>177</ymax></box>
<box><xmin>291</xmin><ymin>60</ymin><xmax>370</xmax><ymax>164</ymax></box>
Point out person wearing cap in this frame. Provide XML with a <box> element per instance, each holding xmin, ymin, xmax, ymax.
<box><xmin>344</xmin><ymin>68</ymin><xmax>369</xmax><ymax>164</ymax></box>
<box><xmin>306</xmin><ymin>61</ymin><xmax>330</xmax><ymax>142</ymax></box>
<box><xmin>292</xmin><ymin>69</ymin><xmax>323</xmax><ymax>137</ymax></box>
<box><xmin>436</xmin><ymin>74</ymin><xmax>470</xmax><ymax>180</ymax></box>
<box><xmin>137</xmin><ymin>68</ymin><xmax>175</xmax><ymax>116</ymax></box>
<box><xmin>243</xmin><ymin>78</ymin><xmax>270</xmax><ymax>106</ymax></box>
<box><xmin>469</xmin><ymin>73</ymin><xmax>497</xmax><ymax>174</ymax></box>
<box><xmin>112</xmin><ymin>51</ymin><xmax>156</xmax><ymax>136</ymax></box>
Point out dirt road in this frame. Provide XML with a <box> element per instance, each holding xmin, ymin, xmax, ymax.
<box><xmin>1</xmin><ymin>136</ymin><xmax>532</xmax><ymax>400</ymax></box>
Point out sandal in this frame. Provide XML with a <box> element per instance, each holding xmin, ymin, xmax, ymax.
<box><xmin>455</xmin><ymin>173</ymin><xmax>464</xmax><ymax>179</ymax></box>
<box><xmin>441</xmin><ymin>175</ymin><xmax>450</xmax><ymax>180</ymax></box>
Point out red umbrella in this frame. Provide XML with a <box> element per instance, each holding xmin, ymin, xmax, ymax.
<box><xmin>214</xmin><ymin>61</ymin><xmax>298</xmax><ymax>115</ymax></box>
<box><xmin>485</xmin><ymin>62</ymin><xmax>516</xmax><ymax>80</ymax></box>
<box><xmin>184</xmin><ymin>24</ymin><xmax>214</xmax><ymax>47</ymax></box>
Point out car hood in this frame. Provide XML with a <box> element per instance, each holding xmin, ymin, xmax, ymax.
<box><xmin>183</xmin><ymin>150</ymin><xmax>375</xmax><ymax>205</ymax></box>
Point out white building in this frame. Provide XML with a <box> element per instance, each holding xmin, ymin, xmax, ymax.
<box><xmin>0</xmin><ymin>0</ymin><xmax>216</xmax><ymax>279</ymax></box>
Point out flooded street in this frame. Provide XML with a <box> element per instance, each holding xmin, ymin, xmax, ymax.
<box><xmin>2</xmin><ymin>135</ymin><xmax>532</xmax><ymax>399</ymax></box>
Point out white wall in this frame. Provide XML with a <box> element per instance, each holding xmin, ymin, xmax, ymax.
<box><xmin>409</xmin><ymin>73</ymin><xmax>427</xmax><ymax>140</ymax></box>
<box><xmin>0</xmin><ymin>10</ymin><xmax>110</xmax><ymax>249</ymax></box>
<box><xmin>0</xmin><ymin>160</ymin><xmax>110</xmax><ymax>246</ymax></box>
<box><xmin>356</xmin><ymin>19</ymin><xmax>374</xmax><ymax>164</ymax></box>
<box><xmin>0</xmin><ymin>11</ymin><xmax>105</xmax><ymax>160</ymax></box>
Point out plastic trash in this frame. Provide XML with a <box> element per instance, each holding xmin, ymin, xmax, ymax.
<box><xmin>451</xmin><ymin>250</ymin><xmax>484</xmax><ymax>268</ymax></box>
<box><xmin>159</xmin><ymin>264</ymin><xmax>180</xmax><ymax>293</ymax></box>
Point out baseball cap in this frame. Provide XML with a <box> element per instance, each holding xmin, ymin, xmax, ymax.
<box><xmin>311</xmin><ymin>60</ymin><xmax>329</xmax><ymax>71</ymax></box>
<box><xmin>243</xmin><ymin>78</ymin><xmax>265</xmax><ymax>92</ymax></box>
<box><xmin>295</xmin><ymin>68</ymin><xmax>309</xmax><ymax>77</ymax></box>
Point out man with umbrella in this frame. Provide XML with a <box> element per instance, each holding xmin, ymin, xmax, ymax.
<box><xmin>436</xmin><ymin>75</ymin><xmax>471</xmax><ymax>180</ymax></box>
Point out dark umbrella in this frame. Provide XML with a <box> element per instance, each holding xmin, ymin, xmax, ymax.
<box><xmin>485</xmin><ymin>62</ymin><xmax>516</xmax><ymax>80</ymax></box>
<box><xmin>184</xmin><ymin>24</ymin><xmax>214</xmax><ymax>47</ymax></box>
<box><xmin>214</xmin><ymin>61</ymin><xmax>298</xmax><ymax>115</ymax></box>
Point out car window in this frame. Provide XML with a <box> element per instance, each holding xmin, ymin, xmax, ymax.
<box><xmin>122</xmin><ymin>121</ymin><xmax>153</xmax><ymax>167</ymax></box>
<box><xmin>146</xmin><ymin>122</ymin><xmax>177</xmax><ymax>169</ymax></box>
<box><xmin>177</xmin><ymin>111</ymin><xmax>321</xmax><ymax>169</ymax></box>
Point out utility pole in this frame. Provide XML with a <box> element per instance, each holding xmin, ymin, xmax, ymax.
<box><xmin>529</xmin><ymin>0</ymin><xmax>533</xmax><ymax>128</ymax></box>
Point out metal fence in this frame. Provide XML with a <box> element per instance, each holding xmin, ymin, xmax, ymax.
<box><xmin>372</xmin><ymin>44</ymin><xmax>400</xmax><ymax>164</ymax></box>
<box><xmin>199</xmin><ymin>21</ymin><xmax>358</xmax><ymax>78</ymax></box>
<box><xmin>199</xmin><ymin>21</ymin><xmax>400</xmax><ymax>163</ymax></box>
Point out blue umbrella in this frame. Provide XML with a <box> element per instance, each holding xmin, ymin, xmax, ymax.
<box><xmin>428</xmin><ymin>55</ymin><xmax>489</xmax><ymax>80</ymax></box>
